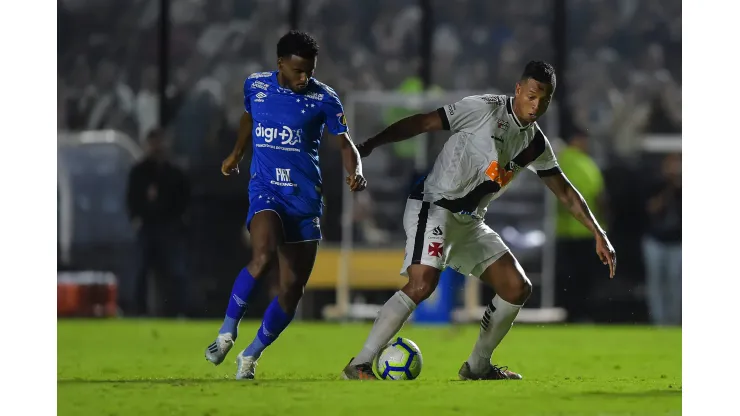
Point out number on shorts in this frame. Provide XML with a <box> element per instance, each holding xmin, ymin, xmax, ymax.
<box><xmin>485</xmin><ymin>161</ymin><xmax>514</xmax><ymax>187</ymax></box>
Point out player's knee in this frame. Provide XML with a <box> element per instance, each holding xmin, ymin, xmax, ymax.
<box><xmin>482</xmin><ymin>253</ymin><xmax>532</xmax><ymax>305</ymax></box>
<box><xmin>517</xmin><ymin>274</ymin><xmax>533</xmax><ymax>302</ymax></box>
<box><xmin>247</xmin><ymin>250</ymin><xmax>277</xmax><ymax>279</ymax></box>
<box><xmin>504</xmin><ymin>273</ymin><xmax>532</xmax><ymax>305</ymax></box>
<box><xmin>403</xmin><ymin>265</ymin><xmax>440</xmax><ymax>304</ymax></box>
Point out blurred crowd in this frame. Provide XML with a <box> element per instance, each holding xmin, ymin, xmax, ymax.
<box><xmin>58</xmin><ymin>0</ymin><xmax>681</xmax><ymax>163</ymax></box>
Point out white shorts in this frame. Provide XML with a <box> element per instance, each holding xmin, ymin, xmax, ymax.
<box><xmin>400</xmin><ymin>198</ymin><xmax>510</xmax><ymax>278</ymax></box>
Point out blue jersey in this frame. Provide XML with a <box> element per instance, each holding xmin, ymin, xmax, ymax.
<box><xmin>244</xmin><ymin>71</ymin><xmax>347</xmax><ymax>242</ymax></box>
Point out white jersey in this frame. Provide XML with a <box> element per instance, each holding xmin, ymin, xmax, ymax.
<box><xmin>411</xmin><ymin>94</ymin><xmax>560</xmax><ymax>218</ymax></box>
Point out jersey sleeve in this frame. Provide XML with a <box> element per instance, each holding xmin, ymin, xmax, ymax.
<box><xmin>527</xmin><ymin>127</ymin><xmax>561</xmax><ymax>177</ymax></box>
<box><xmin>322</xmin><ymin>95</ymin><xmax>349</xmax><ymax>135</ymax></box>
<box><xmin>437</xmin><ymin>95</ymin><xmax>500</xmax><ymax>133</ymax></box>
<box><xmin>243</xmin><ymin>78</ymin><xmax>253</xmax><ymax>114</ymax></box>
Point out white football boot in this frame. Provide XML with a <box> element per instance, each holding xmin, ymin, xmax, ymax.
<box><xmin>204</xmin><ymin>333</ymin><xmax>234</xmax><ymax>365</ymax></box>
<box><xmin>235</xmin><ymin>353</ymin><xmax>258</xmax><ymax>380</ymax></box>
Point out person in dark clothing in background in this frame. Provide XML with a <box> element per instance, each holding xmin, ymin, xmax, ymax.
<box><xmin>642</xmin><ymin>152</ymin><xmax>681</xmax><ymax>325</ymax></box>
<box><xmin>126</xmin><ymin>128</ymin><xmax>191</xmax><ymax>317</ymax></box>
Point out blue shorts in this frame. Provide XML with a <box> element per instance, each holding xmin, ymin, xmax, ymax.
<box><xmin>246</xmin><ymin>188</ymin><xmax>322</xmax><ymax>243</ymax></box>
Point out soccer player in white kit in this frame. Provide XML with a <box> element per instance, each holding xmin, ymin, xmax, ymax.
<box><xmin>342</xmin><ymin>61</ymin><xmax>617</xmax><ymax>380</ymax></box>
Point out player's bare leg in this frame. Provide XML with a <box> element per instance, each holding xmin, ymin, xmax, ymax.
<box><xmin>343</xmin><ymin>264</ymin><xmax>440</xmax><ymax>380</ymax></box>
<box><xmin>235</xmin><ymin>240</ymin><xmax>317</xmax><ymax>380</ymax></box>
<box><xmin>276</xmin><ymin>240</ymin><xmax>318</xmax><ymax>315</ymax></box>
<box><xmin>459</xmin><ymin>252</ymin><xmax>530</xmax><ymax>380</ymax></box>
<box><xmin>205</xmin><ymin>211</ymin><xmax>282</xmax><ymax>367</ymax></box>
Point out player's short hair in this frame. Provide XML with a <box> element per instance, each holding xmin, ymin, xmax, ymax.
<box><xmin>277</xmin><ymin>30</ymin><xmax>319</xmax><ymax>60</ymax></box>
<box><xmin>521</xmin><ymin>60</ymin><xmax>556</xmax><ymax>89</ymax></box>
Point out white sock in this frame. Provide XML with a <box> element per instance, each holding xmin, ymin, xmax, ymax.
<box><xmin>466</xmin><ymin>295</ymin><xmax>522</xmax><ymax>374</ymax></box>
<box><xmin>351</xmin><ymin>291</ymin><xmax>416</xmax><ymax>365</ymax></box>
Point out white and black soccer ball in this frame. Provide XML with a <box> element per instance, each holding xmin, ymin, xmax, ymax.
<box><xmin>374</xmin><ymin>337</ymin><xmax>423</xmax><ymax>380</ymax></box>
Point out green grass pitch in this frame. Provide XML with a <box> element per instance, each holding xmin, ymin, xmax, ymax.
<box><xmin>58</xmin><ymin>320</ymin><xmax>681</xmax><ymax>416</ymax></box>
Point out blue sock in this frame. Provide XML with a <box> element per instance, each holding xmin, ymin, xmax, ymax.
<box><xmin>242</xmin><ymin>297</ymin><xmax>294</xmax><ymax>358</ymax></box>
<box><xmin>218</xmin><ymin>267</ymin><xmax>257</xmax><ymax>339</ymax></box>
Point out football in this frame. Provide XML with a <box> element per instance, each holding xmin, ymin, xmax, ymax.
<box><xmin>374</xmin><ymin>337</ymin><xmax>423</xmax><ymax>380</ymax></box>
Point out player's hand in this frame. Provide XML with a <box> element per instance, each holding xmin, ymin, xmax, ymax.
<box><xmin>595</xmin><ymin>232</ymin><xmax>617</xmax><ymax>278</ymax></box>
<box><xmin>356</xmin><ymin>141</ymin><xmax>373</xmax><ymax>158</ymax></box>
<box><xmin>221</xmin><ymin>153</ymin><xmax>241</xmax><ymax>176</ymax></box>
<box><xmin>345</xmin><ymin>173</ymin><xmax>367</xmax><ymax>192</ymax></box>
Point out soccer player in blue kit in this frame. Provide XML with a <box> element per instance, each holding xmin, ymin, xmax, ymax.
<box><xmin>204</xmin><ymin>31</ymin><xmax>367</xmax><ymax>380</ymax></box>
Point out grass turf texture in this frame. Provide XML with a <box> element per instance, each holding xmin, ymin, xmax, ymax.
<box><xmin>58</xmin><ymin>320</ymin><xmax>681</xmax><ymax>416</ymax></box>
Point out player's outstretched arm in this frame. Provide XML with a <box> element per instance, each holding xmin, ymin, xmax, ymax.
<box><xmin>540</xmin><ymin>172</ymin><xmax>617</xmax><ymax>278</ymax></box>
<box><xmin>222</xmin><ymin>112</ymin><xmax>253</xmax><ymax>176</ymax></box>
<box><xmin>332</xmin><ymin>132</ymin><xmax>367</xmax><ymax>192</ymax></box>
<box><xmin>356</xmin><ymin>110</ymin><xmax>444</xmax><ymax>158</ymax></box>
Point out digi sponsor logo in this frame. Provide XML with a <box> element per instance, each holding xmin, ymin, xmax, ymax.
<box><xmin>254</xmin><ymin>124</ymin><xmax>302</xmax><ymax>146</ymax></box>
